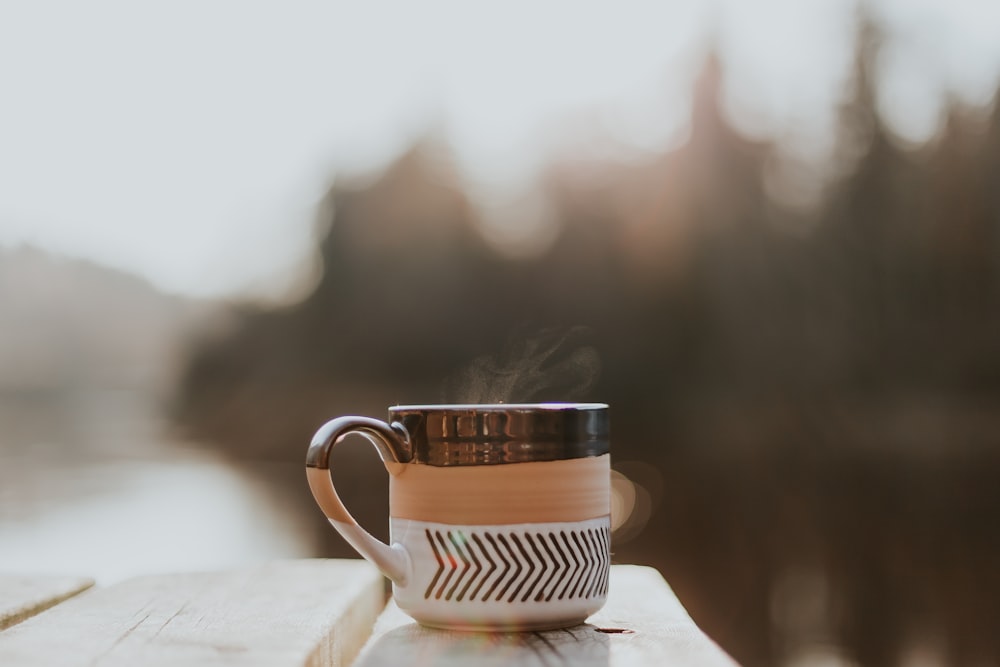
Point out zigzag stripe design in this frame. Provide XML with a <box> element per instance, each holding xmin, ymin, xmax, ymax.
<box><xmin>423</xmin><ymin>525</ymin><xmax>610</xmax><ymax>603</ymax></box>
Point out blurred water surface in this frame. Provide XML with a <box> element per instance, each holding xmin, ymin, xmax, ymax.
<box><xmin>0</xmin><ymin>390</ymin><xmax>315</xmax><ymax>584</ymax></box>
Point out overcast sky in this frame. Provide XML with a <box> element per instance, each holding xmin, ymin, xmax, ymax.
<box><xmin>1</xmin><ymin>0</ymin><xmax>997</xmax><ymax>301</ymax></box>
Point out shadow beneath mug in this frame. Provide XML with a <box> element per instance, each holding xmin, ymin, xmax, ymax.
<box><xmin>356</xmin><ymin>621</ymin><xmax>613</xmax><ymax>667</ymax></box>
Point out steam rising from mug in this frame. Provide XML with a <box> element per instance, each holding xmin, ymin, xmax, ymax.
<box><xmin>444</xmin><ymin>327</ymin><xmax>601</xmax><ymax>403</ymax></box>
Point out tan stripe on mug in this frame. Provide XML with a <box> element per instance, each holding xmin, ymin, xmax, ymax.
<box><xmin>389</xmin><ymin>453</ymin><xmax>610</xmax><ymax>525</ymax></box>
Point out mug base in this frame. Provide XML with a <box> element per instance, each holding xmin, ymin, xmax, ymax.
<box><xmin>415</xmin><ymin>616</ymin><xmax>590</xmax><ymax>633</ymax></box>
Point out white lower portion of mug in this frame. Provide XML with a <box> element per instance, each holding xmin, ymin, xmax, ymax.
<box><xmin>388</xmin><ymin>516</ymin><xmax>611</xmax><ymax>631</ymax></box>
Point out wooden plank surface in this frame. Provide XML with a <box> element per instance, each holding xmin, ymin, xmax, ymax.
<box><xmin>0</xmin><ymin>575</ymin><xmax>94</xmax><ymax>630</ymax></box>
<box><xmin>0</xmin><ymin>560</ymin><xmax>384</xmax><ymax>667</ymax></box>
<box><xmin>354</xmin><ymin>565</ymin><xmax>738</xmax><ymax>667</ymax></box>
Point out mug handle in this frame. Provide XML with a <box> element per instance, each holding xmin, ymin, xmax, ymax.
<box><xmin>305</xmin><ymin>416</ymin><xmax>411</xmax><ymax>586</ymax></box>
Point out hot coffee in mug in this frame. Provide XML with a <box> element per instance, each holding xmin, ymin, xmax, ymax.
<box><xmin>305</xmin><ymin>403</ymin><xmax>610</xmax><ymax>631</ymax></box>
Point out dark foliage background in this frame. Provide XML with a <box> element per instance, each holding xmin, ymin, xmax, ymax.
<box><xmin>173</xmin><ymin>19</ymin><xmax>1000</xmax><ymax>667</ymax></box>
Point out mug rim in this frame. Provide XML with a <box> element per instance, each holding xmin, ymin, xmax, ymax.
<box><xmin>390</xmin><ymin>402</ymin><xmax>608</xmax><ymax>412</ymax></box>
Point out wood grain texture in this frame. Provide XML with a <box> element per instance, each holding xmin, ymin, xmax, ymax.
<box><xmin>354</xmin><ymin>565</ymin><xmax>738</xmax><ymax>667</ymax></box>
<box><xmin>0</xmin><ymin>575</ymin><xmax>94</xmax><ymax>630</ymax></box>
<box><xmin>0</xmin><ymin>560</ymin><xmax>384</xmax><ymax>667</ymax></box>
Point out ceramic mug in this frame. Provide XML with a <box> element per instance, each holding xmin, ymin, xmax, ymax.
<box><xmin>306</xmin><ymin>403</ymin><xmax>611</xmax><ymax>631</ymax></box>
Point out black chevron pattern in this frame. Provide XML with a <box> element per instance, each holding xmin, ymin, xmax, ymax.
<box><xmin>423</xmin><ymin>526</ymin><xmax>610</xmax><ymax>602</ymax></box>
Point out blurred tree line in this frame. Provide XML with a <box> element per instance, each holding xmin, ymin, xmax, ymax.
<box><xmin>173</xmin><ymin>18</ymin><xmax>1000</xmax><ymax>667</ymax></box>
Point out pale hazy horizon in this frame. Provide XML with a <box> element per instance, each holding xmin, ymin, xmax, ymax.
<box><xmin>1</xmin><ymin>0</ymin><xmax>997</xmax><ymax>302</ymax></box>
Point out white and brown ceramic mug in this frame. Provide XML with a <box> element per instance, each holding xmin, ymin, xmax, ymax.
<box><xmin>306</xmin><ymin>403</ymin><xmax>610</xmax><ymax>631</ymax></box>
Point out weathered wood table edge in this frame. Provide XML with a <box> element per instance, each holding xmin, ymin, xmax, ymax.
<box><xmin>0</xmin><ymin>561</ymin><xmax>737</xmax><ymax>666</ymax></box>
<box><xmin>0</xmin><ymin>575</ymin><xmax>95</xmax><ymax>631</ymax></box>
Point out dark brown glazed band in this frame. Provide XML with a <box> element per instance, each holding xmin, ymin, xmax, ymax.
<box><xmin>389</xmin><ymin>403</ymin><xmax>609</xmax><ymax>466</ymax></box>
